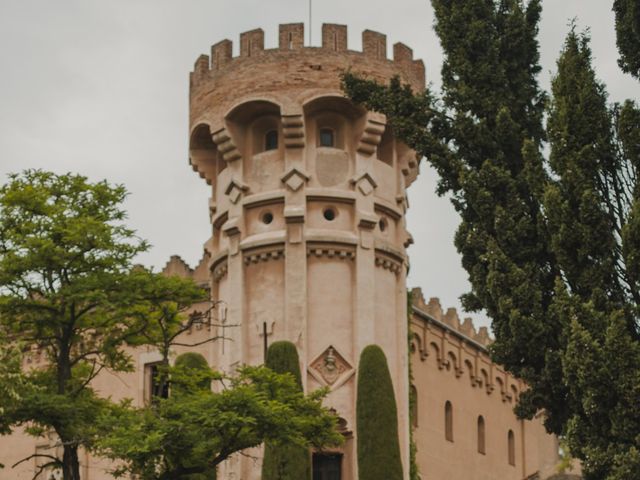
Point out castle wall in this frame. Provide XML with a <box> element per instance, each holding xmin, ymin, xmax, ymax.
<box><xmin>409</xmin><ymin>289</ymin><xmax>563</xmax><ymax>480</ymax></box>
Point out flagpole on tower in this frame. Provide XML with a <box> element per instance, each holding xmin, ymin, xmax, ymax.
<box><xmin>309</xmin><ymin>0</ymin><xmax>312</xmax><ymax>45</ymax></box>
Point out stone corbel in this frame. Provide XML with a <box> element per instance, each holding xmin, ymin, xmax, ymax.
<box><xmin>356</xmin><ymin>112</ymin><xmax>386</xmax><ymax>156</ymax></box>
<box><xmin>212</xmin><ymin>127</ymin><xmax>242</xmax><ymax>163</ymax></box>
<box><xmin>281</xmin><ymin>167</ymin><xmax>310</xmax><ymax>192</ymax></box>
<box><xmin>225</xmin><ymin>179</ymin><xmax>249</xmax><ymax>204</ymax></box>
<box><xmin>284</xmin><ymin>205</ymin><xmax>305</xmax><ymax>244</ymax></box>
<box><xmin>357</xmin><ymin>211</ymin><xmax>378</xmax><ymax>249</ymax></box>
<box><xmin>350</xmin><ymin>172</ymin><xmax>377</xmax><ymax>196</ymax></box>
<box><xmin>282</xmin><ymin>114</ymin><xmax>305</xmax><ymax>148</ymax></box>
<box><xmin>222</xmin><ymin>217</ymin><xmax>241</xmax><ymax>256</ymax></box>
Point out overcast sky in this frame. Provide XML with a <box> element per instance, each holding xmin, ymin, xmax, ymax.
<box><xmin>0</xmin><ymin>1</ymin><xmax>637</xmax><ymax>329</ymax></box>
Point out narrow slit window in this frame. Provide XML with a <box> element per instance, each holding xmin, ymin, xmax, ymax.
<box><xmin>288</xmin><ymin>32</ymin><xmax>293</xmax><ymax>49</ymax></box>
<box><xmin>319</xmin><ymin>128</ymin><xmax>335</xmax><ymax>147</ymax></box>
<box><xmin>265</xmin><ymin>130</ymin><xmax>278</xmax><ymax>151</ymax></box>
<box><xmin>445</xmin><ymin>401</ymin><xmax>453</xmax><ymax>442</ymax></box>
<box><xmin>508</xmin><ymin>430</ymin><xmax>516</xmax><ymax>466</ymax></box>
<box><xmin>477</xmin><ymin>416</ymin><xmax>486</xmax><ymax>454</ymax></box>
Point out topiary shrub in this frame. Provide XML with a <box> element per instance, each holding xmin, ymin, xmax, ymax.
<box><xmin>174</xmin><ymin>352</ymin><xmax>211</xmax><ymax>392</ymax></box>
<box><xmin>261</xmin><ymin>341</ymin><xmax>311</xmax><ymax>480</ymax></box>
<box><xmin>357</xmin><ymin>344</ymin><xmax>403</xmax><ymax>480</ymax></box>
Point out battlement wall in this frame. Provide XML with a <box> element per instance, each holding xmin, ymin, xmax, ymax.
<box><xmin>189</xmin><ymin>23</ymin><xmax>425</xmax><ymax>126</ymax></box>
<box><xmin>410</xmin><ymin>287</ymin><xmax>492</xmax><ymax>348</ymax></box>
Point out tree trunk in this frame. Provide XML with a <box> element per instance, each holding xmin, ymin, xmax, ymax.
<box><xmin>62</xmin><ymin>444</ymin><xmax>81</xmax><ymax>480</ymax></box>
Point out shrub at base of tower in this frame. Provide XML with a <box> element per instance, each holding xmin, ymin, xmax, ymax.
<box><xmin>261</xmin><ymin>341</ymin><xmax>311</xmax><ymax>480</ymax></box>
<box><xmin>356</xmin><ymin>344</ymin><xmax>403</xmax><ymax>480</ymax></box>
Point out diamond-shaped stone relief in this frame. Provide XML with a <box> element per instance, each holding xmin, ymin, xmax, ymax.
<box><xmin>310</xmin><ymin>346</ymin><xmax>352</xmax><ymax>386</ymax></box>
<box><xmin>351</xmin><ymin>172</ymin><xmax>377</xmax><ymax>196</ymax></box>
<box><xmin>225</xmin><ymin>179</ymin><xmax>248</xmax><ymax>204</ymax></box>
<box><xmin>281</xmin><ymin>167</ymin><xmax>310</xmax><ymax>192</ymax></box>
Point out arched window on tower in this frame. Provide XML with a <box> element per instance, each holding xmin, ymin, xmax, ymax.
<box><xmin>445</xmin><ymin>401</ymin><xmax>453</xmax><ymax>442</ymax></box>
<box><xmin>264</xmin><ymin>130</ymin><xmax>278</xmax><ymax>151</ymax></box>
<box><xmin>508</xmin><ymin>429</ymin><xmax>516</xmax><ymax>466</ymax></box>
<box><xmin>477</xmin><ymin>416</ymin><xmax>486</xmax><ymax>454</ymax></box>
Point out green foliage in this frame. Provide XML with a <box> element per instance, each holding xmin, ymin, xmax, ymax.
<box><xmin>614</xmin><ymin>0</ymin><xmax>640</xmax><ymax>79</ymax></box>
<box><xmin>343</xmin><ymin>4</ymin><xmax>640</xmax><ymax>479</ymax></box>
<box><xmin>173</xmin><ymin>352</ymin><xmax>212</xmax><ymax>395</ymax></box>
<box><xmin>261</xmin><ymin>341</ymin><xmax>311</xmax><ymax>480</ymax></box>
<box><xmin>0</xmin><ymin>170</ymin><xmax>153</xmax><ymax>480</ymax></box>
<box><xmin>96</xmin><ymin>365</ymin><xmax>342</xmax><ymax>480</ymax></box>
<box><xmin>356</xmin><ymin>345</ymin><xmax>403</xmax><ymax>480</ymax></box>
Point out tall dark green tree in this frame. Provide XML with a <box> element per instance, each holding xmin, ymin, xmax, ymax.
<box><xmin>544</xmin><ymin>30</ymin><xmax>640</xmax><ymax>479</ymax></box>
<box><xmin>614</xmin><ymin>0</ymin><xmax>640</xmax><ymax>79</ymax></box>
<box><xmin>261</xmin><ymin>341</ymin><xmax>311</xmax><ymax>480</ymax></box>
<box><xmin>343</xmin><ymin>2</ymin><xmax>640</xmax><ymax>479</ymax></box>
<box><xmin>356</xmin><ymin>345</ymin><xmax>403</xmax><ymax>480</ymax></box>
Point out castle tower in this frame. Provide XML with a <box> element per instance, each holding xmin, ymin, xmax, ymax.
<box><xmin>188</xmin><ymin>23</ymin><xmax>425</xmax><ymax>479</ymax></box>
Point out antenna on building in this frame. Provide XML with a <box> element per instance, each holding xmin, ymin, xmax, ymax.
<box><xmin>309</xmin><ymin>0</ymin><xmax>312</xmax><ymax>44</ymax></box>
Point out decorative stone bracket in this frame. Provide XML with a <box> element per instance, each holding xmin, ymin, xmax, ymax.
<box><xmin>225</xmin><ymin>179</ymin><xmax>249</xmax><ymax>204</ymax></box>
<box><xmin>281</xmin><ymin>167</ymin><xmax>310</xmax><ymax>192</ymax></box>
<box><xmin>282</xmin><ymin>114</ymin><xmax>305</xmax><ymax>148</ymax></box>
<box><xmin>212</xmin><ymin>127</ymin><xmax>242</xmax><ymax>163</ymax></box>
<box><xmin>356</xmin><ymin>113</ymin><xmax>386</xmax><ymax>155</ymax></box>
<box><xmin>350</xmin><ymin>172</ymin><xmax>377</xmax><ymax>196</ymax></box>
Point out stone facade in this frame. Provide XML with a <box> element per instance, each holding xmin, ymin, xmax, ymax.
<box><xmin>0</xmin><ymin>23</ymin><xmax>576</xmax><ymax>480</ymax></box>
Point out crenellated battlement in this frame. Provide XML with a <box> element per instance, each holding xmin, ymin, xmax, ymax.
<box><xmin>410</xmin><ymin>287</ymin><xmax>492</xmax><ymax>347</ymax></box>
<box><xmin>190</xmin><ymin>23</ymin><xmax>425</xmax><ymax>93</ymax></box>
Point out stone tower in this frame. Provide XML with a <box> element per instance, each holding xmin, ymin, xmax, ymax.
<box><xmin>188</xmin><ymin>23</ymin><xmax>424</xmax><ymax>479</ymax></box>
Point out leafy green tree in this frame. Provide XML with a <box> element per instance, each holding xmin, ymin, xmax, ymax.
<box><xmin>356</xmin><ymin>345</ymin><xmax>403</xmax><ymax>480</ymax></box>
<box><xmin>343</xmin><ymin>3</ymin><xmax>640</xmax><ymax>478</ymax></box>
<box><xmin>261</xmin><ymin>341</ymin><xmax>311</xmax><ymax>480</ymax></box>
<box><xmin>96</xmin><ymin>365</ymin><xmax>342</xmax><ymax>480</ymax></box>
<box><xmin>0</xmin><ymin>170</ymin><xmax>155</xmax><ymax>480</ymax></box>
<box><xmin>614</xmin><ymin>0</ymin><xmax>640</xmax><ymax>79</ymax></box>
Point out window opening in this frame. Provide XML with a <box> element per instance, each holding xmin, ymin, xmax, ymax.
<box><xmin>379</xmin><ymin>217</ymin><xmax>388</xmax><ymax>232</ymax></box>
<box><xmin>477</xmin><ymin>416</ymin><xmax>486</xmax><ymax>454</ymax></box>
<box><xmin>265</xmin><ymin>130</ymin><xmax>278</xmax><ymax>151</ymax></box>
<box><xmin>445</xmin><ymin>401</ymin><xmax>453</xmax><ymax>442</ymax></box>
<box><xmin>313</xmin><ymin>453</ymin><xmax>342</xmax><ymax>480</ymax></box>
<box><xmin>262</xmin><ymin>211</ymin><xmax>274</xmax><ymax>225</ymax></box>
<box><xmin>508</xmin><ymin>430</ymin><xmax>516</xmax><ymax>466</ymax></box>
<box><xmin>319</xmin><ymin>128</ymin><xmax>335</xmax><ymax>147</ymax></box>
<box><xmin>146</xmin><ymin>362</ymin><xmax>169</xmax><ymax>401</ymax></box>
<box><xmin>323</xmin><ymin>207</ymin><xmax>337</xmax><ymax>221</ymax></box>
<box><xmin>288</xmin><ymin>32</ymin><xmax>293</xmax><ymax>49</ymax></box>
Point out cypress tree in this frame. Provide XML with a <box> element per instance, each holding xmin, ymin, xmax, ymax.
<box><xmin>356</xmin><ymin>345</ymin><xmax>403</xmax><ymax>480</ymax></box>
<box><xmin>343</xmin><ymin>5</ymin><xmax>640</xmax><ymax>478</ymax></box>
<box><xmin>613</xmin><ymin>0</ymin><xmax>640</xmax><ymax>79</ymax></box>
<box><xmin>261</xmin><ymin>341</ymin><xmax>311</xmax><ymax>480</ymax></box>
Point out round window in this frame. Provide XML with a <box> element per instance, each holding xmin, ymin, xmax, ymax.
<box><xmin>262</xmin><ymin>212</ymin><xmax>274</xmax><ymax>225</ymax></box>
<box><xmin>379</xmin><ymin>217</ymin><xmax>388</xmax><ymax>232</ymax></box>
<box><xmin>323</xmin><ymin>207</ymin><xmax>337</xmax><ymax>221</ymax></box>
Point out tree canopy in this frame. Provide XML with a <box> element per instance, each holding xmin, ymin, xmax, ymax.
<box><xmin>0</xmin><ymin>170</ymin><xmax>154</xmax><ymax>480</ymax></box>
<box><xmin>342</xmin><ymin>2</ymin><xmax>640</xmax><ymax>478</ymax></box>
<box><xmin>96</xmin><ymin>365</ymin><xmax>342</xmax><ymax>480</ymax></box>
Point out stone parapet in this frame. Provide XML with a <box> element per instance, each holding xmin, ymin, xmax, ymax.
<box><xmin>189</xmin><ymin>23</ymin><xmax>425</xmax><ymax>126</ymax></box>
<box><xmin>410</xmin><ymin>287</ymin><xmax>492</xmax><ymax>348</ymax></box>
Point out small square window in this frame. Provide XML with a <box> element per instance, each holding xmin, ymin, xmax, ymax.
<box><xmin>319</xmin><ymin>128</ymin><xmax>335</xmax><ymax>147</ymax></box>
